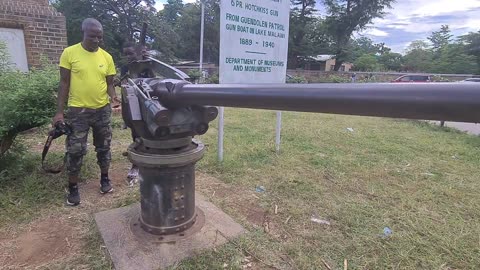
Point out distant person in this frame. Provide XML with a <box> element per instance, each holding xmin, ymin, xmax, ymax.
<box><xmin>351</xmin><ymin>72</ymin><xmax>357</xmax><ymax>83</ymax></box>
<box><xmin>120</xmin><ymin>42</ymin><xmax>151</xmax><ymax>185</ymax></box>
<box><xmin>121</xmin><ymin>41</ymin><xmax>150</xmax><ymax>78</ymax></box>
<box><xmin>52</xmin><ymin>18</ymin><xmax>120</xmax><ymax>206</ymax></box>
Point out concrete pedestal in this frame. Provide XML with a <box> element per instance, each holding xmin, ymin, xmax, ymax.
<box><xmin>95</xmin><ymin>193</ymin><xmax>245</xmax><ymax>270</ymax></box>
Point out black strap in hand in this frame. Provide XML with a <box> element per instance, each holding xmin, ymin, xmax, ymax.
<box><xmin>41</xmin><ymin>124</ymin><xmax>70</xmax><ymax>174</ymax></box>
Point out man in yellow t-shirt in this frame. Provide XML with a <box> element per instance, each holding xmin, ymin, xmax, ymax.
<box><xmin>52</xmin><ymin>18</ymin><xmax>120</xmax><ymax>206</ymax></box>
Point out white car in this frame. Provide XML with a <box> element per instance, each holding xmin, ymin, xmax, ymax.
<box><xmin>460</xmin><ymin>78</ymin><xmax>480</xmax><ymax>83</ymax></box>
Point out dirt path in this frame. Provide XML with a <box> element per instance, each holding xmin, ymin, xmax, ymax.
<box><xmin>0</xmin><ymin>162</ymin><xmax>133</xmax><ymax>269</ymax></box>
<box><xmin>0</xmin><ymin>169</ymin><xmax>271</xmax><ymax>269</ymax></box>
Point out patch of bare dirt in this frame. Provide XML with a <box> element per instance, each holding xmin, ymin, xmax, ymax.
<box><xmin>197</xmin><ymin>172</ymin><xmax>268</xmax><ymax>227</ymax></box>
<box><xmin>196</xmin><ymin>172</ymin><xmax>291</xmax><ymax>241</ymax></box>
<box><xmin>0</xmin><ymin>217</ymin><xmax>79</xmax><ymax>269</ymax></box>
<box><xmin>0</xmin><ymin>161</ymin><xmax>134</xmax><ymax>269</ymax></box>
<box><xmin>81</xmin><ymin>164</ymin><xmax>130</xmax><ymax>204</ymax></box>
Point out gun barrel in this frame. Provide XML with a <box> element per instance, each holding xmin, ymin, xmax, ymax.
<box><xmin>166</xmin><ymin>83</ymin><xmax>480</xmax><ymax>123</ymax></box>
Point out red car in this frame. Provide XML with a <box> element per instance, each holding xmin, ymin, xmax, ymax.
<box><xmin>391</xmin><ymin>75</ymin><xmax>431</xmax><ymax>83</ymax></box>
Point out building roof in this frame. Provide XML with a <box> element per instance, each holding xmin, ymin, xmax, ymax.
<box><xmin>311</xmin><ymin>55</ymin><xmax>335</xmax><ymax>61</ymax></box>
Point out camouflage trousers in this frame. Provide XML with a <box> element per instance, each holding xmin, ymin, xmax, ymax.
<box><xmin>65</xmin><ymin>105</ymin><xmax>112</xmax><ymax>177</ymax></box>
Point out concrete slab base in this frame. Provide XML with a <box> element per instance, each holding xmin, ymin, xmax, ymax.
<box><xmin>94</xmin><ymin>193</ymin><xmax>245</xmax><ymax>270</ymax></box>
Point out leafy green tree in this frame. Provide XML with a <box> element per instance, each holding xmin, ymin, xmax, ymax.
<box><xmin>403</xmin><ymin>40</ymin><xmax>433</xmax><ymax>72</ymax></box>
<box><xmin>304</xmin><ymin>17</ymin><xmax>333</xmax><ymax>56</ymax></box>
<box><xmin>288</xmin><ymin>0</ymin><xmax>318</xmax><ymax>68</ymax></box>
<box><xmin>354</xmin><ymin>53</ymin><xmax>382</xmax><ymax>71</ymax></box>
<box><xmin>322</xmin><ymin>0</ymin><xmax>394</xmax><ymax>70</ymax></box>
<box><xmin>431</xmin><ymin>44</ymin><xmax>478</xmax><ymax>74</ymax></box>
<box><xmin>51</xmin><ymin>0</ymin><xmax>97</xmax><ymax>46</ymax></box>
<box><xmin>459</xmin><ymin>30</ymin><xmax>480</xmax><ymax>73</ymax></box>
<box><xmin>403</xmin><ymin>28</ymin><xmax>479</xmax><ymax>74</ymax></box>
<box><xmin>52</xmin><ymin>0</ymin><xmax>157</xmax><ymax>62</ymax></box>
<box><xmin>160</xmin><ymin>0</ymin><xmax>184</xmax><ymax>25</ymax></box>
<box><xmin>428</xmin><ymin>25</ymin><xmax>452</xmax><ymax>55</ymax></box>
<box><xmin>174</xmin><ymin>1</ymin><xmax>220</xmax><ymax>63</ymax></box>
<box><xmin>346</xmin><ymin>37</ymin><xmax>385</xmax><ymax>62</ymax></box>
<box><xmin>378</xmin><ymin>52</ymin><xmax>403</xmax><ymax>71</ymax></box>
<box><xmin>147</xmin><ymin>14</ymin><xmax>182</xmax><ymax>62</ymax></box>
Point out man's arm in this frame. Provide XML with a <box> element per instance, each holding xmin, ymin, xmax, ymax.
<box><xmin>106</xmin><ymin>75</ymin><xmax>121</xmax><ymax>108</ymax></box>
<box><xmin>52</xmin><ymin>67</ymin><xmax>71</xmax><ymax>125</ymax></box>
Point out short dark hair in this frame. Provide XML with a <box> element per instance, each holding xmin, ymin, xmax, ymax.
<box><xmin>81</xmin><ymin>18</ymin><xmax>102</xmax><ymax>32</ymax></box>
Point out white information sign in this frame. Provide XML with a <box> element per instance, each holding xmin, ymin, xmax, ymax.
<box><xmin>220</xmin><ymin>0</ymin><xmax>290</xmax><ymax>83</ymax></box>
<box><xmin>218</xmin><ymin>0</ymin><xmax>290</xmax><ymax>161</ymax></box>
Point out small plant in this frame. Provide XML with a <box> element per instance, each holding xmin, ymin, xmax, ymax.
<box><xmin>204</xmin><ymin>73</ymin><xmax>219</xmax><ymax>84</ymax></box>
<box><xmin>287</xmin><ymin>75</ymin><xmax>308</xmax><ymax>83</ymax></box>
<box><xmin>187</xmin><ymin>69</ymin><xmax>202</xmax><ymax>81</ymax></box>
<box><xmin>329</xmin><ymin>74</ymin><xmax>351</xmax><ymax>83</ymax></box>
<box><xmin>0</xmin><ymin>41</ymin><xmax>12</xmax><ymax>72</ymax></box>
<box><xmin>430</xmin><ymin>75</ymin><xmax>450</xmax><ymax>82</ymax></box>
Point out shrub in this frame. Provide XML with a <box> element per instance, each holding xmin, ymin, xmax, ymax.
<box><xmin>287</xmin><ymin>75</ymin><xmax>308</xmax><ymax>83</ymax></box>
<box><xmin>187</xmin><ymin>69</ymin><xmax>202</xmax><ymax>80</ymax></box>
<box><xmin>0</xmin><ymin>65</ymin><xmax>59</xmax><ymax>156</ymax></box>
<box><xmin>0</xmin><ymin>41</ymin><xmax>12</xmax><ymax>72</ymax></box>
<box><xmin>204</xmin><ymin>72</ymin><xmax>219</xmax><ymax>84</ymax></box>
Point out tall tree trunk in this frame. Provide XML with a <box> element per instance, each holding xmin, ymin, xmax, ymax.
<box><xmin>334</xmin><ymin>58</ymin><xmax>344</xmax><ymax>71</ymax></box>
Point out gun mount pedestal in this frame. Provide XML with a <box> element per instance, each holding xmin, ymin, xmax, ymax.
<box><xmin>128</xmin><ymin>138</ymin><xmax>204</xmax><ymax>235</ymax></box>
<box><xmin>94</xmin><ymin>78</ymin><xmax>245</xmax><ymax>270</ymax></box>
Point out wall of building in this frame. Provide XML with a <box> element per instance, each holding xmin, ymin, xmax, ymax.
<box><xmin>0</xmin><ymin>0</ymin><xmax>67</xmax><ymax>69</ymax></box>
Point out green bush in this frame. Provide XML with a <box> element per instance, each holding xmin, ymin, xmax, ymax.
<box><xmin>204</xmin><ymin>72</ymin><xmax>219</xmax><ymax>84</ymax></box>
<box><xmin>0</xmin><ymin>42</ymin><xmax>11</xmax><ymax>72</ymax></box>
<box><xmin>309</xmin><ymin>74</ymin><xmax>351</xmax><ymax>83</ymax></box>
<box><xmin>287</xmin><ymin>75</ymin><xmax>308</xmax><ymax>83</ymax></box>
<box><xmin>430</xmin><ymin>75</ymin><xmax>450</xmax><ymax>82</ymax></box>
<box><xmin>329</xmin><ymin>75</ymin><xmax>351</xmax><ymax>83</ymax></box>
<box><xmin>0</xmin><ymin>65</ymin><xmax>59</xmax><ymax>156</ymax></box>
<box><xmin>187</xmin><ymin>69</ymin><xmax>202</xmax><ymax>80</ymax></box>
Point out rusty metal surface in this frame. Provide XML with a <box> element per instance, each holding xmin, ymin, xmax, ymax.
<box><xmin>138</xmin><ymin>164</ymin><xmax>197</xmax><ymax>235</ymax></box>
<box><xmin>128</xmin><ymin>139</ymin><xmax>205</xmax><ymax>235</ymax></box>
<box><xmin>157</xmin><ymin>82</ymin><xmax>480</xmax><ymax>123</ymax></box>
<box><xmin>130</xmin><ymin>207</ymin><xmax>205</xmax><ymax>243</ymax></box>
<box><xmin>128</xmin><ymin>140</ymin><xmax>205</xmax><ymax>167</ymax></box>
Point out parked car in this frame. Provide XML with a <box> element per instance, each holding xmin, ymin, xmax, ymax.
<box><xmin>391</xmin><ymin>74</ymin><xmax>431</xmax><ymax>83</ymax></box>
<box><xmin>460</xmin><ymin>78</ymin><xmax>480</xmax><ymax>83</ymax></box>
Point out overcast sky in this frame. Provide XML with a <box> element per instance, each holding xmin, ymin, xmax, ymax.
<box><xmin>154</xmin><ymin>0</ymin><xmax>480</xmax><ymax>54</ymax></box>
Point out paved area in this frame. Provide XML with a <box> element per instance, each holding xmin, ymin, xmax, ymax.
<box><xmin>95</xmin><ymin>193</ymin><xmax>245</xmax><ymax>270</ymax></box>
<box><xmin>431</xmin><ymin>121</ymin><xmax>480</xmax><ymax>135</ymax></box>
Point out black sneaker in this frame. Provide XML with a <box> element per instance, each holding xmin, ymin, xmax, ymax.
<box><xmin>66</xmin><ymin>184</ymin><xmax>81</xmax><ymax>206</ymax></box>
<box><xmin>100</xmin><ymin>178</ymin><xmax>113</xmax><ymax>194</ymax></box>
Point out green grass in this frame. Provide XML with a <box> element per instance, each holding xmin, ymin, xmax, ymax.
<box><xmin>190</xmin><ymin>109</ymin><xmax>480</xmax><ymax>269</ymax></box>
<box><xmin>1</xmin><ymin>110</ymin><xmax>480</xmax><ymax>269</ymax></box>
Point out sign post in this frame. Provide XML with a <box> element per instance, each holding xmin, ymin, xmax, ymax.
<box><xmin>219</xmin><ymin>0</ymin><xmax>290</xmax><ymax>160</ymax></box>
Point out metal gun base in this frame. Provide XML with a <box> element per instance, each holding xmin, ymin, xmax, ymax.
<box><xmin>128</xmin><ymin>138</ymin><xmax>205</xmax><ymax>235</ymax></box>
<box><xmin>131</xmin><ymin>207</ymin><xmax>206</xmax><ymax>241</ymax></box>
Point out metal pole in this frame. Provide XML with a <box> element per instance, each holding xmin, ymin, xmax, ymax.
<box><xmin>199</xmin><ymin>1</ymin><xmax>205</xmax><ymax>73</ymax></box>
<box><xmin>218</xmin><ymin>106</ymin><xmax>224</xmax><ymax>161</ymax></box>
<box><xmin>275</xmin><ymin>111</ymin><xmax>282</xmax><ymax>152</ymax></box>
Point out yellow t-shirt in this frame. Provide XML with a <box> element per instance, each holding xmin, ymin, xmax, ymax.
<box><xmin>59</xmin><ymin>43</ymin><xmax>116</xmax><ymax>109</ymax></box>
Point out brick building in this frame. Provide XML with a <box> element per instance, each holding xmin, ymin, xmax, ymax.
<box><xmin>0</xmin><ymin>0</ymin><xmax>67</xmax><ymax>71</ymax></box>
